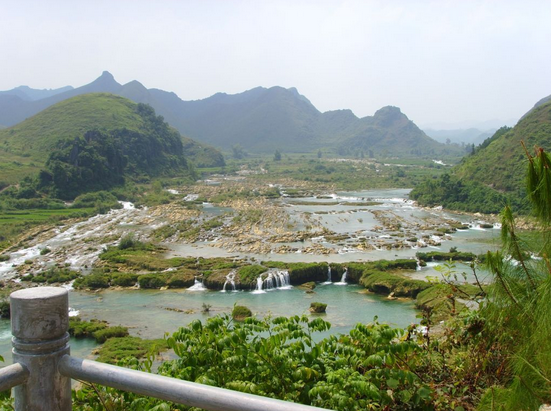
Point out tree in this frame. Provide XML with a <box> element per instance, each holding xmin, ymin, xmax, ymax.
<box><xmin>477</xmin><ymin>146</ymin><xmax>551</xmax><ymax>410</ymax></box>
<box><xmin>273</xmin><ymin>149</ymin><xmax>281</xmax><ymax>161</ymax></box>
<box><xmin>232</xmin><ymin>144</ymin><xmax>246</xmax><ymax>159</ymax></box>
<box><xmin>317</xmin><ymin>149</ymin><xmax>322</xmax><ymax>159</ymax></box>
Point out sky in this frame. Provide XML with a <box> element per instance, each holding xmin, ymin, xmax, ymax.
<box><xmin>1</xmin><ymin>0</ymin><xmax>550</xmax><ymax>129</ymax></box>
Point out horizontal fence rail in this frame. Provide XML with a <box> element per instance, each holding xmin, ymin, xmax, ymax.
<box><xmin>0</xmin><ymin>363</ymin><xmax>29</xmax><ymax>393</ymax></box>
<box><xmin>1</xmin><ymin>287</ymin><xmax>333</xmax><ymax>411</ymax></box>
<box><xmin>60</xmin><ymin>355</ymin><xmax>329</xmax><ymax>411</ymax></box>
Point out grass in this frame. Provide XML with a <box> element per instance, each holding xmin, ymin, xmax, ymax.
<box><xmin>0</xmin><ymin>94</ymin><xmax>144</xmax><ymax>170</ymax></box>
<box><xmin>96</xmin><ymin>336</ymin><xmax>168</xmax><ymax>364</ymax></box>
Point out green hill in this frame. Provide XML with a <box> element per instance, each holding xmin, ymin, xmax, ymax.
<box><xmin>455</xmin><ymin>100</ymin><xmax>551</xmax><ymax>192</ymax></box>
<box><xmin>0</xmin><ymin>93</ymin><xmax>223</xmax><ymax>197</ymax></box>
<box><xmin>410</xmin><ymin>100</ymin><xmax>551</xmax><ymax>213</ymax></box>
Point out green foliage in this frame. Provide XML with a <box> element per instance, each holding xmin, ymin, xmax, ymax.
<box><xmin>69</xmin><ymin>318</ymin><xmax>109</xmax><ymax>339</ymax></box>
<box><xmin>157</xmin><ymin>315</ymin><xmax>431</xmax><ymax>410</ymax></box>
<box><xmin>360</xmin><ymin>271</ymin><xmax>431</xmax><ymax>297</ymax></box>
<box><xmin>166</xmin><ymin>272</ymin><xmax>194</xmax><ymax>288</ymax></box>
<box><xmin>416</xmin><ymin>283</ymin><xmax>479</xmax><ymax>321</ymax></box>
<box><xmin>410</xmin><ymin>172</ymin><xmax>522</xmax><ymax>214</ymax></box>
<box><xmin>0</xmin><ymin>300</ymin><xmax>10</xmax><ymax>319</ymax></box>
<box><xmin>416</xmin><ymin>251</ymin><xmax>476</xmax><ymax>262</ymax></box>
<box><xmin>69</xmin><ymin>318</ymin><xmax>129</xmax><ymax>344</ymax></box>
<box><xmin>231</xmin><ymin>305</ymin><xmax>252</xmax><ymax>320</ymax></box>
<box><xmin>25</xmin><ymin>267</ymin><xmax>80</xmax><ymax>284</ymax></box>
<box><xmin>73</xmin><ymin>272</ymin><xmax>110</xmax><ymax>289</ymax></box>
<box><xmin>413</xmin><ymin>102</ymin><xmax>551</xmax><ymax>214</ymax></box>
<box><xmin>93</xmin><ymin>326</ymin><xmax>130</xmax><ymax>344</ymax></box>
<box><xmin>72</xmin><ymin>191</ymin><xmax>121</xmax><ymax>209</ymax></box>
<box><xmin>475</xmin><ymin>147</ymin><xmax>551</xmax><ymax>409</ymax></box>
<box><xmin>137</xmin><ymin>273</ymin><xmax>168</xmax><ymax>289</ymax></box>
<box><xmin>95</xmin><ymin>336</ymin><xmax>167</xmax><ymax>364</ymax></box>
<box><xmin>110</xmin><ymin>273</ymin><xmax>138</xmax><ymax>287</ymax></box>
<box><xmin>118</xmin><ymin>234</ymin><xmax>144</xmax><ymax>250</ymax></box>
<box><xmin>237</xmin><ymin>265</ymin><xmax>268</xmax><ymax>284</ymax></box>
<box><xmin>19</xmin><ymin>98</ymin><xmax>196</xmax><ymax>199</ymax></box>
<box><xmin>309</xmin><ymin>302</ymin><xmax>327</xmax><ymax>313</ymax></box>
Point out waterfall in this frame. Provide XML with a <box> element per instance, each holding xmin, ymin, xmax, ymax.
<box><xmin>222</xmin><ymin>270</ymin><xmax>236</xmax><ymax>292</ymax></box>
<box><xmin>252</xmin><ymin>274</ymin><xmax>266</xmax><ymax>294</ymax></box>
<box><xmin>334</xmin><ymin>268</ymin><xmax>348</xmax><ymax>285</ymax></box>
<box><xmin>265</xmin><ymin>272</ymin><xmax>275</xmax><ymax>289</ymax></box>
<box><xmin>415</xmin><ymin>258</ymin><xmax>422</xmax><ymax>271</ymax></box>
<box><xmin>188</xmin><ymin>276</ymin><xmax>207</xmax><ymax>291</ymax></box>
<box><xmin>252</xmin><ymin>270</ymin><xmax>291</xmax><ymax>293</ymax></box>
<box><xmin>324</xmin><ymin>265</ymin><xmax>332</xmax><ymax>284</ymax></box>
<box><xmin>275</xmin><ymin>270</ymin><xmax>291</xmax><ymax>289</ymax></box>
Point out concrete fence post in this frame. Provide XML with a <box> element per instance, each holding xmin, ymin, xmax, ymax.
<box><xmin>10</xmin><ymin>287</ymin><xmax>72</xmax><ymax>410</ymax></box>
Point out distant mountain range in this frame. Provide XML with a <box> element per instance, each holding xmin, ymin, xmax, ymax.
<box><xmin>423</xmin><ymin>128</ymin><xmax>496</xmax><ymax>146</ymax></box>
<box><xmin>0</xmin><ymin>85</ymin><xmax>73</xmax><ymax>102</ymax></box>
<box><xmin>0</xmin><ymin>72</ymin><xmax>462</xmax><ymax>157</ymax></box>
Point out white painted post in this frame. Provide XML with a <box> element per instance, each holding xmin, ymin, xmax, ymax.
<box><xmin>10</xmin><ymin>287</ymin><xmax>72</xmax><ymax>410</ymax></box>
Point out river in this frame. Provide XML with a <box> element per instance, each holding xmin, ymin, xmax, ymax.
<box><xmin>0</xmin><ymin>188</ymin><xmax>499</xmax><ymax>363</ymax></box>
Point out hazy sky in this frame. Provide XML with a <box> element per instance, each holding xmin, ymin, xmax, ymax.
<box><xmin>1</xmin><ymin>0</ymin><xmax>550</xmax><ymax>128</ymax></box>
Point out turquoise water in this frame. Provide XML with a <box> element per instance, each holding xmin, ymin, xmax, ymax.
<box><xmin>0</xmin><ymin>284</ymin><xmax>418</xmax><ymax>363</ymax></box>
<box><xmin>68</xmin><ymin>284</ymin><xmax>418</xmax><ymax>340</ymax></box>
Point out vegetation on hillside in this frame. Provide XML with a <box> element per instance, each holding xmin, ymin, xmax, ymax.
<box><xmin>0</xmin><ymin>93</ymin><xmax>223</xmax><ymax>183</ymax></box>
<box><xmin>37</xmin><ymin>103</ymin><xmax>194</xmax><ymax>198</ymax></box>
<box><xmin>411</xmin><ymin>101</ymin><xmax>551</xmax><ymax>213</ymax></box>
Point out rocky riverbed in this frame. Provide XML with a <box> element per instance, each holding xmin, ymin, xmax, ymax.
<box><xmin>0</xmin><ymin>183</ymin><xmax>501</xmax><ymax>281</ymax></box>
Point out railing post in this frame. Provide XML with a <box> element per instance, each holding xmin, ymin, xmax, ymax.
<box><xmin>10</xmin><ymin>287</ymin><xmax>72</xmax><ymax>410</ymax></box>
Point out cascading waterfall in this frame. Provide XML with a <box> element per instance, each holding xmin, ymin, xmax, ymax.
<box><xmin>222</xmin><ymin>270</ymin><xmax>237</xmax><ymax>292</ymax></box>
<box><xmin>324</xmin><ymin>265</ymin><xmax>332</xmax><ymax>284</ymax></box>
<box><xmin>334</xmin><ymin>268</ymin><xmax>348</xmax><ymax>285</ymax></box>
<box><xmin>252</xmin><ymin>270</ymin><xmax>291</xmax><ymax>294</ymax></box>
<box><xmin>251</xmin><ymin>275</ymin><xmax>265</xmax><ymax>294</ymax></box>
<box><xmin>188</xmin><ymin>275</ymin><xmax>206</xmax><ymax>291</ymax></box>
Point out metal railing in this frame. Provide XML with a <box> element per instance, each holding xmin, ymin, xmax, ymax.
<box><xmin>0</xmin><ymin>287</ymin><xmax>331</xmax><ymax>411</ymax></box>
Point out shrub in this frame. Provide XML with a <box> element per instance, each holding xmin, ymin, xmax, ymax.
<box><xmin>360</xmin><ymin>271</ymin><xmax>430</xmax><ymax>297</ymax></box>
<box><xmin>74</xmin><ymin>272</ymin><xmax>110</xmax><ymax>289</ymax></box>
<box><xmin>0</xmin><ymin>300</ymin><xmax>10</xmax><ymax>319</ymax></box>
<box><xmin>138</xmin><ymin>273</ymin><xmax>168</xmax><ymax>289</ymax></box>
<box><xmin>310</xmin><ymin>302</ymin><xmax>327</xmax><ymax>313</ymax></box>
<box><xmin>93</xmin><ymin>326</ymin><xmax>130</xmax><ymax>343</ymax></box>
<box><xmin>167</xmin><ymin>272</ymin><xmax>193</xmax><ymax>288</ymax></box>
<box><xmin>237</xmin><ymin>265</ymin><xmax>268</xmax><ymax>284</ymax></box>
<box><xmin>110</xmin><ymin>273</ymin><xmax>138</xmax><ymax>287</ymax></box>
<box><xmin>232</xmin><ymin>305</ymin><xmax>252</xmax><ymax>321</ymax></box>
<box><xmin>118</xmin><ymin>234</ymin><xmax>143</xmax><ymax>250</ymax></box>
<box><xmin>69</xmin><ymin>318</ymin><xmax>108</xmax><ymax>338</ymax></box>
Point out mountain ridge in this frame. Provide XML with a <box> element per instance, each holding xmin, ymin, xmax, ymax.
<box><xmin>0</xmin><ymin>72</ymin><xmax>461</xmax><ymax>156</ymax></box>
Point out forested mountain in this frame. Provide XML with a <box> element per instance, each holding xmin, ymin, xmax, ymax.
<box><xmin>410</xmin><ymin>99</ymin><xmax>551</xmax><ymax>213</ymax></box>
<box><xmin>0</xmin><ymin>72</ymin><xmax>461</xmax><ymax>156</ymax></box>
<box><xmin>0</xmin><ymin>94</ymin><xmax>224</xmax><ymax>196</ymax></box>
<box><xmin>335</xmin><ymin>106</ymin><xmax>453</xmax><ymax>157</ymax></box>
